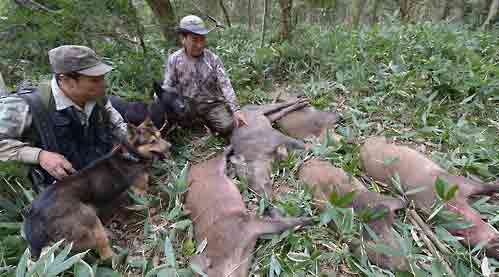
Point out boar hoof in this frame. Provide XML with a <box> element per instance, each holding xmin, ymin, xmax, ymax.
<box><xmin>191</xmin><ymin>254</ymin><xmax>211</xmax><ymax>272</ymax></box>
<box><xmin>486</xmin><ymin>238</ymin><xmax>499</xmax><ymax>259</ymax></box>
<box><xmin>268</xmin><ymin>207</ymin><xmax>285</xmax><ymax>219</ymax></box>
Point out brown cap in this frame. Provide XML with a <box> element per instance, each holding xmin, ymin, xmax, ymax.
<box><xmin>48</xmin><ymin>45</ymin><xmax>113</xmax><ymax>76</ymax></box>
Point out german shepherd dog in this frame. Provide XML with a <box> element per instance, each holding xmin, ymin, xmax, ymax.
<box><xmin>23</xmin><ymin>118</ymin><xmax>170</xmax><ymax>261</ymax></box>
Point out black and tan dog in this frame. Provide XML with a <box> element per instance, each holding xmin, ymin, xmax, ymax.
<box><xmin>23</xmin><ymin>118</ymin><xmax>170</xmax><ymax>261</ymax></box>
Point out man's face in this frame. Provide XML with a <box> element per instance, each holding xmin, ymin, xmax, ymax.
<box><xmin>61</xmin><ymin>74</ymin><xmax>107</xmax><ymax>104</ymax></box>
<box><xmin>183</xmin><ymin>33</ymin><xmax>206</xmax><ymax>57</ymax></box>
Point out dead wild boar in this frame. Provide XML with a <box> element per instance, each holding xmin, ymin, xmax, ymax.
<box><xmin>298</xmin><ymin>158</ymin><xmax>408</xmax><ymax>271</ymax></box>
<box><xmin>230</xmin><ymin>99</ymin><xmax>309</xmax><ymax>198</ymax></box>
<box><xmin>186</xmin><ymin>149</ymin><xmax>310</xmax><ymax>277</ymax></box>
<box><xmin>360</xmin><ymin>136</ymin><xmax>499</xmax><ymax>259</ymax></box>
<box><xmin>24</xmin><ymin>119</ymin><xmax>170</xmax><ymax>260</ymax></box>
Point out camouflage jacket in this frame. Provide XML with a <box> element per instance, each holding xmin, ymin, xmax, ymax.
<box><xmin>0</xmin><ymin>77</ymin><xmax>127</xmax><ymax>164</ymax></box>
<box><xmin>162</xmin><ymin>48</ymin><xmax>240</xmax><ymax>113</ymax></box>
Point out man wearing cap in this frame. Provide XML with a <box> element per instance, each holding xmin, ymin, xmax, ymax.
<box><xmin>0</xmin><ymin>45</ymin><xmax>126</xmax><ymax>191</ymax></box>
<box><xmin>162</xmin><ymin>15</ymin><xmax>248</xmax><ymax>137</ymax></box>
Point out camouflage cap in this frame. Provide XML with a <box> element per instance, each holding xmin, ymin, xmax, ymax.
<box><xmin>177</xmin><ymin>15</ymin><xmax>211</xmax><ymax>35</ymax></box>
<box><xmin>48</xmin><ymin>45</ymin><xmax>113</xmax><ymax>76</ymax></box>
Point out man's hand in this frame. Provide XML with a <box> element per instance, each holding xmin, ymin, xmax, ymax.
<box><xmin>38</xmin><ymin>150</ymin><xmax>76</xmax><ymax>180</ymax></box>
<box><xmin>233</xmin><ymin>111</ymin><xmax>248</xmax><ymax>128</ymax></box>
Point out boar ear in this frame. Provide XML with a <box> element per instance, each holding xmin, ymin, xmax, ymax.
<box><xmin>229</xmin><ymin>154</ymin><xmax>245</xmax><ymax>165</ymax></box>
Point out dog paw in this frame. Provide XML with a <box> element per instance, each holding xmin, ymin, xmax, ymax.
<box><xmin>99</xmin><ymin>253</ymin><xmax>114</xmax><ymax>268</ymax></box>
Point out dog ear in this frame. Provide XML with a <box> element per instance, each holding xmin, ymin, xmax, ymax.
<box><xmin>153</xmin><ymin>81</ymin><xmax>163</xmax><ymax>98</ymax></box>
<box><xmin>127</xmin><ymin>123</ymin><xmax>138</xmax><ymax>143</ymax></box>
<box><xmin>138</xmin><ymin>117</ymin><xmax>155</xmax><ymax>129</ymax></box>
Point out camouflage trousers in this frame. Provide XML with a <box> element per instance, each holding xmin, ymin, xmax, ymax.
<box><xmin>184</xmin><ymin>97</ymin><xmax>235</xmax><ymax>137</ymax></box>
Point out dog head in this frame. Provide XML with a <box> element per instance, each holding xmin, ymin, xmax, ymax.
<box><xmin>153</xmin><ymin>81</ymin><xmax>185</xmax><ymax>120</ymax></box>
<box><xmin>126</xmin><ymin>118</ymin><xmax>171</xmax><ymax>160</ymax></box>
<box><xmin>125</xmin><ymin>103</ymin><xmax>150</xmax><ymax>126</ymax></box>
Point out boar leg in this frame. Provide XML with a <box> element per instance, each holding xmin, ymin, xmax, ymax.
<box><xmin>441</xmin><ymin>174</ymin><xmax>499</xmax><ymax>198</ymax></box>
<box><xmin>247</xmin><ymin>216</ymin><xmax>312</xmax><ymax>237</ymax></box>
<box><xmin>266</xmin><ymin>102</ymin><xmax>309</xmax><ymax>122</ymax></box>
<box><xmin>269</xmin><ymin>130</ymin><xmax>306</xmax><ymax>150</ymax></box>
<box><xmin>353</xmin><ymin>191</ymin><xmax>406</xmax><ymax>213</ymax></box>
<box><xmin>486</xmin><ymin>239</ymin><xmax>499</xmax><ymax>259</ymax></box>
<box><xmin>258</xmin><ymin>99</ymin><xmax>308</xmax><ymax>116</ymax></box>
<box><xmin>190</xmin><ymin>254</ymin><xmax>211</xmax><ymax>273</ymax></box>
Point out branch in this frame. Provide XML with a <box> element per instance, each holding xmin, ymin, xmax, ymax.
<box><xmin>0</xmin><ymin>72</ymin><xmax>7</xmax><ymax>96</ymax></box>
<box><xmin>94</xmin><ymin>31</ymin><xmax>140</xmax><ymax>45</ymax></box>
<box><xmin>14</xmin><ymin>0</ymin><xmax>61</xmax><ymax>13</ymax></box>
<box><xmin>408</xmin><ymin>210</ymin><xmax>455</xmax><ymax>277</ymax></box>
<box><xmin>481</xmin><ymin>0</ymin><xmax>499</xmax><ymax>30</ymax></box>
<box><xmin>409</xmin><ymin>210</ymin><xmax>451</xmax><ymax>255</ymax></box>
<box><xmin>189</xmin><ymin>0</ymin><xmax>225</xmax><ymax>28</ymax></box>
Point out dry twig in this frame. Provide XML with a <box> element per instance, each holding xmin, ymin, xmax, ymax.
<box><xmin>408</xmin><ymin>210</ymin><xmax>455</xmax><ymax>277</ymax></box>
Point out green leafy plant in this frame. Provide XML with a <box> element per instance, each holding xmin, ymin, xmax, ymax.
<box><xmin>15</xmin><ymin>240</ymin><xmax>90</xmax><ymax>277</ymax></box>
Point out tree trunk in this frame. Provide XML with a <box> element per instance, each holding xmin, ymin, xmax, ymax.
<box><xmin>201</xmin><ymin>0</ymin><xmax>220</xmax><ymax>18</ymax></box>
<box><xmin>482</xmin><ymin>0</ymin><xmax>499</xmax><ymax>29</ymax></box>
<box><xmin>13</xmin><ymin>0</ymin><xmax>59</xmax><ymax>13</ymax></box>
<box><xmin>430</xmin><ymin>0</ymin><xmax>448</xmax><ymax>21</ymax></box>
<box><xmin>400</xmin><ymin>0</ymin><xmax>410</xmax><ymax>22</ymax></box>
<box><xmin>219</xmin><ymin>0</ymin><xmax>231</xmax><ymax>27</ymax></box>
<box><xmin>129</xmin><ymin>0</ymin><xmax>147</xmax><ymax>54</ymax></box>
<box><xmin>335</xmin><ymin>0</ymin><xmax>348</xmax><ymax>24</ymax></box>
<box><xmin>145</xmin><ymin>0</ymin><xmax>176</xmax><ymax>42</ymax></box>
<box><xmin>261</xmin><ymin>0</ymin><xmax>271</xmax><ymax>47</ymax></box>
<box><xmin>447</xmin><ymin>0</ymin><xmax>465</xmax><ymax>23</ymax></box>
<box><xmin>0</xmin><ymin>72</ymin><xmax>7</xmax><ymax>96</ymax></box>
<box><xmin>400</xmin><ymin>0</ymin><xmax>427</xmax><ymax>23</ymax></box>
<box><xmin>351</xmin><ymin>0</ymin><xmax>364</xmax><ymax>27</ymax></box>
<box><xmin>248</xmin><ymin>0</ymin><xmax>253</xmax><ymax>31</ymax></box>
<box><xmin>278</xmin><ymin>0</ymin><xmax>292</xmax><ymax>40</ymax></box>
<box><xmin>361</xmin><ymin>0</ymin><xmax>379</xmax><ymax>25</ymax></box>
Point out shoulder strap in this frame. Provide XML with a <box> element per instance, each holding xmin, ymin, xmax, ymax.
<box><xmin>16</xmin><ymin>87</ymin><xmax>59</xmax><ymax>153</ymax></box>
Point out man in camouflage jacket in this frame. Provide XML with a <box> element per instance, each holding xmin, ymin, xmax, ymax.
<box><xmin>0</xmin><ymin>45</ymin><xmax>127</xmax><ymax>190</ymax></box>
<box><xmin>162</xmin><ymin>15</ymin><xmax>248</xmax><ymax>137</ymax></box>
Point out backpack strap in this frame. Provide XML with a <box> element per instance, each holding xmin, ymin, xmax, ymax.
<box><xmin>16</xmin><ymin>87</ymin><xmax>59</xmax><ymax>153</ymax></box>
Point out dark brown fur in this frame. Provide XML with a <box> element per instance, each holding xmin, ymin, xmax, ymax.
<box><xmin>186</xmin><ymin>149</ymin><xmax>310</xmax><ymax>277</ymax></box>
<box><xmin>360</xmin><ymin>136</ymin><xmax>499</xmax><ymax>259</ymax></box>
<box><xmin>24</xmin><ymin>119</ymin><xmax>170</xmax><ymax>260</ymax></box>
<box><xmin>298</xmin><ymin>158</ymin><xmax>408</xmax><ymax>271</ymax></box>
